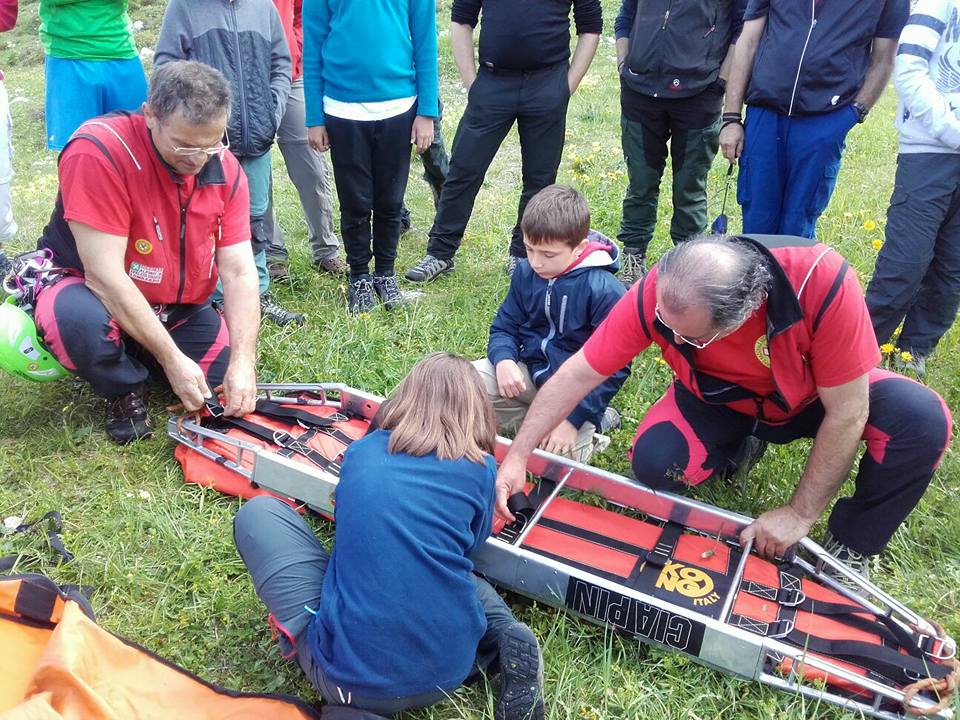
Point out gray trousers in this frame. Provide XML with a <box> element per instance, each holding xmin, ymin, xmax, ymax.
<box><xmin>233</xmin><ymin>495</ymin><xmax>517</xmax><ymax>716</ymax></box>
<box><xmin>866</xmin><ymin>152</ymin><xmax>960</xmax><ymax>356</ymax></box>
<box><xmin>266</xmin><ymin>78</ymin><xmax>340</xmax><ymax>263</ymax></box>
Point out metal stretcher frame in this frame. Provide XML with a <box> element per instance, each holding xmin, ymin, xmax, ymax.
<box><xmin>167</xmin><ymin>383</ymin><xmax>956</xmax><ymax>720</ymax></box>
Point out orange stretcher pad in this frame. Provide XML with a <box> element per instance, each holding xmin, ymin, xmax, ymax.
<box><xmin>171</xmin><ymin>389</ymin><xmax>959</xmax><ymax>718</ymax></box>
<box><xmin>0</xmin><ymin>574</ymin><xmax>319</xmax><ymax>720</ymax></box>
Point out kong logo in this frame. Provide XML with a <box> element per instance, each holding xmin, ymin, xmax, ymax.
<box><xmin>655</xmin><ymin>561</ymin><xmax>720</xmax><ymax>606</ymax></box>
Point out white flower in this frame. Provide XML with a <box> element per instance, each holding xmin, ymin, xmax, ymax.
<box><xmin>138</xmin><ymin>490</ymin><xmax>152</xmax><ymax>500</ymax></box>
<box><xmin>3</xmin><ymin>516</ymin><xmax>23</xmax><ymax>530</ymax></box>
<box><xmin>132</xmin><ymin>20</ymin><xmax>144</xmax><ymax>31</ymax></box>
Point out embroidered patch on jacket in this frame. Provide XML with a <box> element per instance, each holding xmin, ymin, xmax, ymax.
<box><xmin>129</xmin><ymin>262</ymin><xmax>164</xmax><ymax>284</ymax></box>
<box><xmin>134</xmin><ymin>239</ymin><xmax>153</xmax><ymax>255</ymax></box>
<box><xmin>754</xmin><ymin>335</ymin><xmax>771</xmax><ymax>368</ymax></box>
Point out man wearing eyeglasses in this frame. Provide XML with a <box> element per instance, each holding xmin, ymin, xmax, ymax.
<box><xmin>33</xmin><ymin>61</ymin><xmax>260</xmax><ymax>444</ymax></box>
<box><xmin>494</xmin><ymin>234</ymin><xmax>952</xmax><ymax>591</ymax></box>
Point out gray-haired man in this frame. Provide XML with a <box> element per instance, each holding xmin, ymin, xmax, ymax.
<box><xmin>33</xmin><ymin>61</ymin><xmax>260</xmax><ymax>443</ymax></box>
<box><xmin>494</xmin><ymin>235</ymin><xmax>952</xmax><ymax>590</ymax></box>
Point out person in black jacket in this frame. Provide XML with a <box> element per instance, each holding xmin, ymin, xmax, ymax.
<box><xmin>474</xmin><ymin>185</ymin><xmax>629</xmax><ymax>461</ymax></box>
<box><xmin>404</xmin><ymin>0</ymin><xmax>602</xmax><ymax>284</ymax></box>
<box><xmin>614</xmin><ymin>0</ymin><xmax>747</xmax><ymax>287</ymax></box>
<box><xmin>719</xmin><ymin>0</ymin><xmax>908</xmax><ymax>239</ymax></box>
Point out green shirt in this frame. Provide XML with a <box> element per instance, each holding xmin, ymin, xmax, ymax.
<box><xmin>39</xmin><ymin>0</ymin><xmax>138</xmax><ymax>60</ymax></box>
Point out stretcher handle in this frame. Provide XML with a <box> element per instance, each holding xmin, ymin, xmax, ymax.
<box><xmin>719</xmin><ymin>536</ymin><xmax>754</xmax><ymax>624</ymax></box>
<box><xmin>513</xmin><ymin>468</ymin><xmax>575</xmax><ymax>548</ymax></box>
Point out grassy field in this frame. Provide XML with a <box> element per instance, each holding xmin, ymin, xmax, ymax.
<box><xmin>1</xmin><ymin>1</ymin><xmax>958</xmax><ymax>718</ymax></box>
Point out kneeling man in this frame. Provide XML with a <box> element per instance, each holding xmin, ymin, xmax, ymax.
<box><xmin>34</xmin><ymin>60</ymin><xmax>260</xmax><ymax>443</ymax></box>
<box><xmin>496</xmin><ymin>235</ymin><xmax>952</xmax><ymax>588</ymax></box>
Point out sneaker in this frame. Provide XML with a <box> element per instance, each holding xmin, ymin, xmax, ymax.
<box><xmin>260</xmin><ymin>294</ymin><xmax>305</xmax><ymax>326</ymax></box>
<box><xmin>822</xmin><ymin>531</ymin><xmax>874</xmax><ymax>595</ymax></box>
<box><xmin>268</xmin><ymin>260</ymin><xmax>289</xmax><ymax>282</ymax></box>
<box><xmin>400</xmin><ymin>206</ymin><xmax>412</xmax><ymax>235</ymax></box>
<box><xmin>600</xmin><ymin>406</ymin><xmax>621</xmax><ymax>433</ymax></box>
<box><xmin>315</xmin><ymin>255</ymin><xmax>348</xmax><ymax>275</ymax></box>
<box><xmin>892</xmin><ymin>351</ymin><xmax>927</xmax><ymax>383</ymax></box>
<box><xmin>105</xmin><ymin>390</ymin><xmax>153</xmax><ymax>444</ymax></box>
<box><xmin>404</xmin><ymin>254</ymin><xmax>454</xmax><ymax>282</ymax></box>
<box><xmin>619</xmin><ymin>249</ymin><xmax>646</xmax><ymax>287</ymax></box>
<box><xmin>506</xmin><ymin>255</ymin><xmax>521</xmax><ymax>278</ymax></box>
<box><xmin>495</xmin><ymin>622</ymin><xmax>545</xmax><ymax>720</ymax></box>
<box><xmin>372</xmin><ymin>273</ymin><xmax>410</xmax><ymax>310</ymax></box>
<box><xmin>348</xmin><ymin>274</ymin><xmax>377</xmax><ymax>314</ymax></box>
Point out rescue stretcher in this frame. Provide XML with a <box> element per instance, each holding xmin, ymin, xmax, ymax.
<box><xmin>167</xmin><ymin>383</ymin><xmax>959</xmax><ymax>719</ymax></box>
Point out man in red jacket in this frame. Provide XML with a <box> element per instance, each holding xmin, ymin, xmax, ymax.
<box><xmin>33</xmin><ymin>61</ymin><xmax>260</xmax><ymax>443</ymax></box>
<box><xmin>495</xmin><ymin>235</ymin><xmax>952</xmax><ymax>589</ymax></box>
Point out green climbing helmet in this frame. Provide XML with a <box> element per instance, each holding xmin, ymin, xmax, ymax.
<box><xmin>0</xmin><ymin>295</ymin><xmax>67</xmax><ymax>382</ymax></box>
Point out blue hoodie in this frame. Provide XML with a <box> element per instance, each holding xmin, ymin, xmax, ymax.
<box><xmin>487</xmin><ymin>231</ymin><xmax>631</xmax><ymax>429</ymax></box>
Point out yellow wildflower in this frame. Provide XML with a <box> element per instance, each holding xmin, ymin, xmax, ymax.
<box><xmin>581</xmin><ymin>175</ymin><xmax>591</xmax><ymax>184</ymax></box>
<box><xmin>900</xmin><ymin>351</ymin><xmax>913</xmax><ymax>362</ymax></box>
<box><xmin>863</xmin><ymin>219</ymin><xmax>877</xmax><ymax>231</ymax></box>
<box><xmin>872</xmin><ymin>239</ymin><xmax>883</xmax><ymax>251</ymax></box>
<box><xmin>879</xmin><ymin>343</ymin><xmax>895</xmax><ymax>354</ymax></box>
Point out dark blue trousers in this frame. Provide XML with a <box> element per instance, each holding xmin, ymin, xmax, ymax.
<box><xmin>738</xmin><ymin>105</ymin><xmax>859</xmax><ymax>238</ymax></box>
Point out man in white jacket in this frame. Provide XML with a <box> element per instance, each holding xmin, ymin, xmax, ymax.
<box><xmin>866</xmin><ymin>0</ymin><xmax>960</xmax><ymax>380</ymax></box>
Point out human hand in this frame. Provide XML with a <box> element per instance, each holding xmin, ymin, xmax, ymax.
<box><xmin>221</xmin><ymin>358</ymin><xmax>257</xmax><ymax>417</ymax></box>
<box><xmin>308</xmin><ymin>125</ymin><xmax>330</xmax><ymax>153</ymax></box>
<box><xmin>567</xmin><ymin>73</ymin><xmax>577</xmax><ymax>95</ymax></box>
<box><xmin>739</xmin><ymin>504</ymin><xmax>815</xmax><ymax>559</ymax></box>
<box><xmin>411</xmin><ymin>115</ymin><xmax>434</xmax><ymax>154</ymax></box>
<box><xmin>496</xmin><ymin>359</ymin><xmax>526</xmax><ymax>399</ymax></box>
<box><xmin>719</xmin><ymin>122</ymin><xmax>744</xmax><ymax>162</ymax></box>
<box><xmin>164</xmin><ymin>353</ymin><xmax>211</xmax><ymax>412</ymax></box>
<box><xmin>539</xmin><ymin>419</ymin><xmax>579</xmax><ymax>457</ymax></box>
<box><xmin>495</xmin><ymin>454</ymin><xmax>528</xmax><ymax>522</ymax></box>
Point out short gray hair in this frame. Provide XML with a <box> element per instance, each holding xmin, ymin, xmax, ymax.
<box><xmin>657</xmin><ymin>235</ymin><xmax>771</xmax><ymax>333</ymax></box>
<box><xmin>147</xmin><ymin>61</ymin><xmax>231</xmax><ymax>124</ymax></box>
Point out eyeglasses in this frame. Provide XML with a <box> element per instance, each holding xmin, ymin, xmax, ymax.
<box><xmin>163</xmin><ymin>124</ymin><xmax>230</xmax><ymax>157</ymax></box>
<box><xmin>655</xmin><ymin>303</ymin><xmax>721</xmax><ymax>349</ymax></box>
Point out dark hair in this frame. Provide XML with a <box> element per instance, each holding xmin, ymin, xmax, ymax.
<box><xmin>148</xmin><ymin>61</ymin><xmax>232</xmax><ymax>124</ymax></box>
<box><xmin>520</xmin><ymin>184</ymin><xmax>591</xmax><ymax>248</ymax></box>
<box><xmin>657</xmin><ymin>235</ymin><xmax>772</xmax><ymax>333</ymax></box>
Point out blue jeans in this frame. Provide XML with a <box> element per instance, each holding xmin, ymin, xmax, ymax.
<box><xmin>233</xmin><ymin>496</ymin><xmax>517</xmax><ymax>715</ymax></box>
<box><xmin>737</xmin><ymin>104</ymin><xmax>859</xmax><ymax>238</ymax></box>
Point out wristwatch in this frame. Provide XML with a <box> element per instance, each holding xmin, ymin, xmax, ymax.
<box><xmin>851</xmin><ymin>101</ymin><xmax>869</xmax><ymax>124</ymax></box>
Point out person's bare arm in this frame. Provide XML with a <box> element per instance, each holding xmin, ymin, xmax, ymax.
<box><xmin>496</xmin><ymin>350</ymin><xmax>608</xmax><ymax>520</ymax></box>
<box><xmin>71</xmin><ymin>221</ymin><xmax>210</xmax><ymax>410</ymax></box>
<box><xmin>718</xmin><ymin>43</ymin><xmax>737</xmax><ymax>82</ymax></box>
<box><xmin>568</xmin><ymin>32</ymin><xmax>600</xmax><ymax>94</ymax></box>
<box><xmin>616</xmin><ymin>37</ymin><xmax>628</xmax><ymax>72</ymax></box>
<box><xmin>719</xmin><ymin>16</ymin><xmax>766</xmax><ymax>161</ymax></box>
<box><xmin>740</xmin><ymin>373</ymin><xmax>870</xmax><ymax>557</ymax></box>
<box><xmin>216</xmin><ymin>241</ymin><xmax>260</xmax><ymax>417</ymax></box>
<box><xmin>854</xmin><ymin>37</ymin><xmax>898</xmax><ymax>110</ymax></box>
<box><xmin>451</xmin><ymin>21</ymin><xmax>477</xmax><ymax>90</ymax></box>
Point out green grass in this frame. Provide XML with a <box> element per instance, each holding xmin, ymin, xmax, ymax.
<box><xmin>1</xmin><ymin>1</ymin><xmax>958</xmax><ymax>718</ymax></box>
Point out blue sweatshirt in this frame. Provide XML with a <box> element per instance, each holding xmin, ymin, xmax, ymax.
<box><xmin>308</xmin><ymin>430</ymin><xmax>496</xmax><ymax>699</ymax></box>
<box><xmin>488</xmin><ymin>231</ymin><xmax>631</xmax><ymax>429</ymax></box>
<box><xmin>302</xmin><ymin>0</ymin><xmax>439</xmax><ymax>126</ymax></box>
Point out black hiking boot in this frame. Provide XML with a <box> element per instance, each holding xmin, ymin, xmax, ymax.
<box><xmin>260</xmin><ymin>293</ymin><xmax>305</xmax><ymax>326</ymax></box>
<box><xmin>495</xmin><ymin>622</ymin><xmax>544</xmax><ymax>720</ymax></box>
<box><xmin>348</xmin><ymin>274</ymin><xmax>377</xmax><ymax>314</ymax></box>
<box><xmin>400</xmin><ymin>205</ymin><xmax>412</xmax><ymax>235</ymax></box>
<box><xmin>619</xmin><ymin>249</ymin><xmax>646</xmax><ymax>288</ymax></box>
<box><xmin>105</xmin><ymin>390</ymin><xmax>153</xmax><ymax>444</ymax></box>
<box><xmin>404</xmin><ymin>254</ymin><xmax>454</xmax><ymax>282</ymax></box>
<box><xmin>822</xmin><ymin>532</ymin><xmax>875</xmax><ymax>596</ymax></box>
<box><xmin>372</xmin><ymin>273</ymin><xmax>410</xmax><ymax>310</ymax></box>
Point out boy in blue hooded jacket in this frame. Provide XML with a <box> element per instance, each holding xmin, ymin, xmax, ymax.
<box><xmin>475</xmin><ymin>185</ymin><xmax>630</xmax><ymax>461</ymax></box>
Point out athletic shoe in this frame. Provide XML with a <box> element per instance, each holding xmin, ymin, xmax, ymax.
<box><xmin>372</xmin><ymin>273</ymin><xmax>410</xmax><ymax>310</ymax></box>
<box><xmin>404</xmin><ymin>254</ymin><xmax>454</xmax><ymax>282</ymax></box>
<box><xmin>400</xmin><ymin>206</ymin><xmax>412</xmax><ymax>235</ymax></box>
<box><xmin>268</xmin><ymin>260</ymin><xmax>290</xmax><ymax>282</ymax></box>
<box><xmin>316</xmin><ymin>255</ymin><xmax>348</xmax><ymax>275</ymax></box>
<box><xmin>506</xmin><ymin>255</ymin><xmax>520</xmax><ymax>278</ymax></box>
<box><xmin>0</xmin><ymin>250</ymin><xmax>10</xmax><ymax>277</ymax></box>
<box><xmin>495</xmin><ymin>622</ymin><xmax>545</xmax><ymax>720</ymax></box>
<box><xmin>600</xmin><ymin>406</ymin><xmax>621</xmax><ymax>433</ymax></box>
<box><xmin>348</xmin><ymin>274</ymin><xmax>377</xmax><ymax>314</ymax></box>
<box><xmin>822</xmin><ymin>532</ymin><xmax>875</xmax><ymax>596</ymax></box>
<box><xmin>260</xmin><ymin>294</ymin><xmax>305</xmax><ymax>326</ymax></box>
<box><xmin>892</xmin><ymin>352</ymin><xmax>927</xmax><ymax>383</ymax></box>
<box><xmin>105</xmin><ymin>390</ymin><xmax>153</xmax><ymax>444</ymax></box>
<box><xmin>619</xmin><ymin>249</ymin><xmax>646</xmax><ymax>288</ymax></box>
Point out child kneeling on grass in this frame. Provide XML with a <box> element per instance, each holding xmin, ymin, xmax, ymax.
<box><xmin>234</xmin><ymin>353</ymin><xmax>544</xmax><ymax>720</ymax></box>
<box><xmin>474</xmin><ymin>185</ymin><xmax>631</xmax><ymax>463</ymax></box>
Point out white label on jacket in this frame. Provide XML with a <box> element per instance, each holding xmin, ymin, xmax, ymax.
<box><xmin>129</xmin><ymin>262</ymin><xmax>164</xmax><ymax>284</ymax></box>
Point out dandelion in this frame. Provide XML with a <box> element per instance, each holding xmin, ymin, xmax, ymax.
<box><xmin>900</xmin><ymin>351</ymin><xmax>913</xmax><ymax>362</ymax></box>
<box><xmin>872</xmin><ymin>239</ymin><xmax>883</xmax><ymax>251</ymax></box>
<box><xmin>863</xmin><ymin>219</ymin><xmax>877</xmax><ymax>231</ymax></box>
<box><xmin>880</xmin><ymin>343</ymin><xmax>895</xmax><ymax>354</ymax></box>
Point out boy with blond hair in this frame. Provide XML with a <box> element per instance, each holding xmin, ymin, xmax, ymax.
<box><xmin>475</xmin><ymin>185</ymin><xmax>629</xmax><ymax>461</ymax></box>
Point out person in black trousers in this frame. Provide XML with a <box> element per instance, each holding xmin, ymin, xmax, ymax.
<box><xmin>404</xmin><ymin>0</ymin><xmax>602</xmax><ymax>283</ymax></box>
